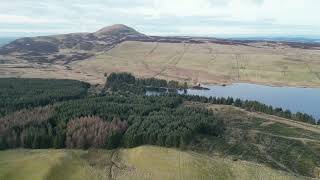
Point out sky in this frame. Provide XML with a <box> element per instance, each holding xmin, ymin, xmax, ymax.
<box><xmin>1</xmin><ymin>0</ymin><xmax>320</xmax><ymax>37</ymax></box>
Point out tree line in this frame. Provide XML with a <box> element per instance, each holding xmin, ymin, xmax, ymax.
<box><xmin>0</xmin><ymin>78</ymin><xmax>90</xmax><ymax>117</ymax></box>
<box><xmin>179</xmin><ymin>95</ymin><xmax>318</xmax><ymax>125</ymax></box>
<box><xmin>105</xmin><ymin>72</ymin><xmax>183</xmax><ymax>94</ymax></box>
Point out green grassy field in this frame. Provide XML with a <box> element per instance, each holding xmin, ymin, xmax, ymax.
<box><xmin>116</xmin><ymin>146</ymin><xmax>301</xmax><ymax>180</ymax></box>
<box><xmin>0</xmin><ymin>149</ymin><xmax>109</xmax><ymax>180</ymax></box>
<box><xmin>0</xmin><ymin>146</ymin><xmax>301</xmax><ymax>180</ymax></box>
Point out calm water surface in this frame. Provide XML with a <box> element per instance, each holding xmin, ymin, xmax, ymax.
<box><xmin>147</xmin><ymin>83</ymin><xmax>320</xmax><ymax>119</ymax></box>
<box><xmin>184</xmin><ymin>83</ymin><xmax>320</xmax><ymax>119</ymax></box>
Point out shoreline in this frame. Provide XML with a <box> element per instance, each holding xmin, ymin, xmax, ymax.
<box><xmin>198</xmin><ymin>80</ymin><xmax>320</xmax><ymax>89</ymax></box>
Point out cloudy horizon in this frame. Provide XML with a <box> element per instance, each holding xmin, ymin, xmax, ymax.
<box><xmin>1</xmin><ymin>0</ymin><xmax>320</xmax><ymax>38</ymax></box>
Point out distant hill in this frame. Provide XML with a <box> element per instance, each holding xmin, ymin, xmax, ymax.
<box><xmin>1</xmin><ymin>24</ymin><xmax>320</xmax><ymax>65</ymax></box>
<box><xmin>229</xmin><ymin>36</ymin><xmax>320</xmax><ymax>43</ymax></box>
<box><xmin>1</xmin><ymin>24</ymin><xmax>149</xmax><ymax>53</ymax></box>
<box><xmin>0</xmin><ymin>24</ymin><xmax>151</xmax><ymax>64</ymax></box>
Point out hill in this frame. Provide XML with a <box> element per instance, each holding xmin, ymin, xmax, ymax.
<box><xmin>1</xmin><ymin>24</ymin><xmax>320</xmax><ymax>87</ymax></box>
<box><xmin>0</xmin><ymin>24</ymin><xmax>149</xmax><ymax>65</ymax></box>
<box><xmin>185</xmin><ymin>102</ymin><xmax>320</xmax><ymax>178</ymax></box>
<box><xmin>0</xmin><ymin>146</ymin><xmax>302</xmax><ymax>180</ymax></box>
<box><xmin>74</xmin><ymin>40</ymin><xmax>320</xmax><ymax>87</ymax></box>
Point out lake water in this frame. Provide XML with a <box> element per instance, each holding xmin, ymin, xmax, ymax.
<box><xmin>147</xmin><ymin>83</ymin><xmax>320</xmax><ymax>119</ymax></box>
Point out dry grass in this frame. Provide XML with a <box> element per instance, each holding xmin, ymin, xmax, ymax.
<box><xmin>72</xmin><ymin>41</ymin><xmax>320</xmax><ymax>87</ymax></box>
<box><xmin>1</xmin><ymin>41</ymin><xmax>320</xmax><ymax>87</ymax></box>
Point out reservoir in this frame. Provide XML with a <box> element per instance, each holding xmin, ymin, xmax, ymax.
<box><xmin>147</xmin><ymin>83</ymin><xmax>320</xmax><ymax>119</ymax></box>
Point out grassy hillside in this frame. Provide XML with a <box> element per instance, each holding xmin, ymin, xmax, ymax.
<box><xmin>1</xmin><ymin>40</ymin><xmax>320</xmax><ymax>87</ymax></box>
<box><xmin>185</xmin><ymin>102</ymin><xmax>320</xmax><ymax>178</ymax></box>
<box><xmin>0</xmin><ymin>149</ymin><xmax>109</xmax><ymax>180</ymax></box>
<box><xmin>72</xmin><ymin>41</ymin><xmax>320</xmax><ymax>87</ymax></box>
<box><xmin>0</xmin><ymin>146</ymin><xmax>301</xmax><ymax>180</ymax></box>
<box><xmin>116</xmin><ymin>146</ymin><xmax>301</xmax><ymax>180</ymax></box>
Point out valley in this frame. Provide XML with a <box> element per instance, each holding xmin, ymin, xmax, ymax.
<box><xmin>0</xmin><ymin>25</ymin><xmax>320</xmax><ymax>180</ymax></box>
<box><xmin>2</xmin><ymin>0</ymin><xmax>320</xmax><ymax>179</ymax></box>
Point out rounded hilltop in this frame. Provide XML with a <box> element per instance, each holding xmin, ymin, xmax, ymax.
<box><xmin>94</xmin><ymin>24</ymin><xmax>145</xmax><ymax>37</ymax></box>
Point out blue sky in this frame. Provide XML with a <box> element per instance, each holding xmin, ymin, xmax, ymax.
<box><xmin>1</xmin><ymin>0</ymin><xmax>320</xmax><ymax>37</ymax></box>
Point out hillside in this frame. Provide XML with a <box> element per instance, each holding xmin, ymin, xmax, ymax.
<box><xmin>0</xmin><ymin>146</ymin><xmax>302</xmax><ymax>180</ymax></box>
<box><xmin>185</xmin><ymin>102</ymin><xmax>320</xmax><ymax>178</ymax></box>
<box><xmin>74</xmin><ymin>41</ymin><xmax>320</xmax><ymax>87</ymax></box>
<box><xmin>0</xmin><ymin>24</ymin><xmax>149</xmax><ymax>65</ymax></box>
<box><xmin>1</xmin><ymin>24</ymin><xmax>320</xmax><ymax>87</ymax></box>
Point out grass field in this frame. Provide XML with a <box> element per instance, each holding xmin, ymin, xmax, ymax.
<box><xmin>0</xmin><ymin>146</ymin><xmax>301</xmax><ymax>180</ymax></box>
<box><xmin>0</xmin><ymin>149</ymin><xmax>109</xmax><ymax>180</ymax></box>
<box><xmin>116</xmin><ymin>146</ymin><xmax>300</xmax><ymax>180</ymax></box>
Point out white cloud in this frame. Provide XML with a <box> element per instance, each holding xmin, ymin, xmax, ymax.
<box><xmin>0</xmin><ymin>0</ymin><xmax>319</xmax><ymax>36</ymax></box>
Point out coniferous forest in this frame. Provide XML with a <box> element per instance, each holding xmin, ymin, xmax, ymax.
<box><xmin>0</xmin><ymin>74</ymin><xmax>223</xmax><ymax>149</ymax></box>
<box><xmin>0</xmin><ymin>73</ymin><xmax>318</xmax><ymax>150</ymax></box>
<box><xmin>0</xmin><ymin>78</ymin><xmax>89</xmax><ymax>117</ymax></box>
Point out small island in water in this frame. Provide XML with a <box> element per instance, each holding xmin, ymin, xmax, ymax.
<box><xmin>191</xmin><ymin>84</ymin><xmax>210</xmax><ymax>90</ymax></box>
